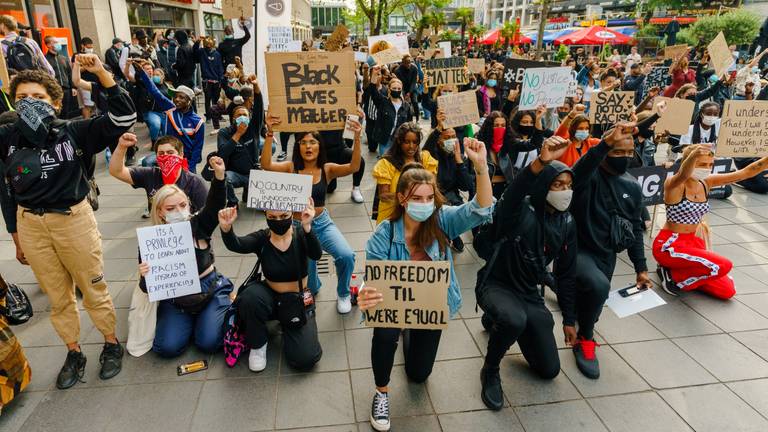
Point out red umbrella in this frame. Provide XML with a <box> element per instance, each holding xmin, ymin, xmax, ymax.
<box><xmin>479</xmin><ymin>28</ymin><xmax>532</xmax><ymax>45</ymax></box>
<box><xmin>554</xmin><ymin>26</ymin><xmax>632</xmax><ymax>45</ymax></box>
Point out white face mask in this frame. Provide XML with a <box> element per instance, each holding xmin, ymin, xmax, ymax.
<box><xmin>442</xmin><ymin>138</ymin><xmax>458</xmax><ymax>153</ymax></box>
<box><xmin>692</xmin><ymin>167</ymin><xmax>711</xmax><ymax>181</ymax></box>
<box><xmin>701</xmin><ymin>116</ymin><xmax>718</xmax><ymax>127</ymax></box>
<box><xmin>84</xmin><ymin>48</ymin><xmax>94</xmax><ymax>54</ymax></box>
<box><xmin>164</xmin><ymin>208</ymin><xmax>191</xmax><ymax>224</ymax></box>
<box><xmin>546</xmin><ymin>189</ymin><xmax>573</xmax><ymax>212</ymax></box>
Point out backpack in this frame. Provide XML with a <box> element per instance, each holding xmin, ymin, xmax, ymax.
<box><xmin>1</xmin><ymin>283</ymin><xmax>33</xmax><ymax>325</ymax></box>
<box><xmin>2</xmin><ymin>37</ymin><xmax>44</xmax><ymax>72</ymax></box>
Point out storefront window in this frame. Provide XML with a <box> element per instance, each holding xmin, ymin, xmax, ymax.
<box><xmin>0</xmin><ymin>0</ymin><xmax>58</xmax><ymax>28</ymax></box>
<box><xmin>127</xmin><ymin>1</ymin><xmax>194</xmax><ymax>36</ymax></box>
<box><xmin>204</xmin><ymin>13</ymin><xmax>225</xmax><ymax>43</ymax></box>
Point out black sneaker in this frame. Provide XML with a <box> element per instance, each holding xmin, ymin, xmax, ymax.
<box><xmin>370</xmin><ymin>390</ymin><xmax>391</xmax><ymax>431</ymax></box>
<box><xmin>451</xmin><ymin>236</ymin><xmax>465</xmax><ymax>253</ymax></box>
<box><xmin>480</xmin><ymin>366</ymin><xmax>504</xmax><ymax>410</ymax></box>
<box><xmin>573</xmin><ymin>337</ymin><xmax>600</xmax><ymax>379</ymax></box>
<box><xmin>56</xmin><ymin>349</ymin><xmax>87</xmax><ymax>389</ymax></box>
<box><xmin>99</xmin><ymin>341</ymin><xmax>124</xmax><ymax>380</ymax></box>
<box><xmin>277</xmin><ymin>152</ymin><xmax>288</xmax><ymax>162</ymax></box>
<box><xmin>656</xmin><ymin>267</ymin><xmax>680</xmax><ymax>297</ymax></box>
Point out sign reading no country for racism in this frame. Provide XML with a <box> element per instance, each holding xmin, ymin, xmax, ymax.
<box><xmin>363</xmin><ymin>260</ymin><xmax>451</xmax><ymax>330</ymax></box>
<box><xmin>716</xmin><ymin>100</ymin><xmax>768</xmax><ymax>158</ymax></box>
<box><xmin>424</xmin><ymin>56</ymin><xmax>468</xmax><ymax>87</ymax></box>
<box><xmin>266</xmin><ymin>51</ymin><xmax>357</xmax><ymax>132</ymax></box>
<box><xmin>137</xmin><ymin>221</ymin><xmax>202</xmax><ymax>302</ymax></box>
<box><xmin>248</xmin><ymin>170</ymin><xmax>313</xmax><ymax>212</ymax></box>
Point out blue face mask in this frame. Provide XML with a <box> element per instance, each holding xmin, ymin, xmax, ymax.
<box><xmin>574</xmin><ymin>130</ymin><xmax>590</xmax><ymax>141</ymax></box>
<box><xmin>709</xmin><ymin>74</ymin><xmax>720</xmax><ymax>84</ymax></box>
<box><xmin>152</xmin><ymin>76</ymin><xmax>162</xmax><ymax>84</ymax></box>
<box><xmin>235</xmin><ymin>116</ymin><xmax>250</xmax><ymax>127</ymax></box>
<box><xmin>52</xmin><ymin>43</ymin><xmax>62</xmax><ymax>52</ymax></box>
<box><xmin>486</xmin><ymin>79</ymin><xmax>497</xmax><ymax>88</ymax></box>
<box><xmin>224</xmin><ymin>35</ymin><xmax>234</xmax><ymax>40</ymax></box>
<box><xmin>405</xmin><ymin>201</ymin><xmax>435</xmax><ymax>222</ymax></box>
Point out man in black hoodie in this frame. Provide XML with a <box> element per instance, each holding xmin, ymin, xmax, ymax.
<box><xmin>565</xmin><ymin>123</ymin><xmax>652</xmax><ymax>379</ymax></box>
<box><xmin>218</xmin><ymin>18</ymin><xmax>251</xmax><ymax>67</ymax></box>
<box><xmin>173</xmin><ymin>30</ymin><xmax>196</xmax><ymax>89</ymax></box>
<box><xmin>477</xmin><ymin>136</ymin><xmax>577</xmax><ymax>410</ymax></box>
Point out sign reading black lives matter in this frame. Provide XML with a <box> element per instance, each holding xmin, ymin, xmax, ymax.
<box><xmin>424</xmin><ymin>57</ymin><xmax>469</xmax><ymax>87</ymax></box>
<box><xmin>629</xmin><ymin>159</ymin><xmax>732</xmax><ymax>206</ymax></box>
<box><xmin>137</xmin><ymin>222</ymin><xmax>202</xmax><ymax>302</ymax></box>
<box><xmin>248</xmin><ymin>170</ymin><xmax>313</xmax><ymax>212</ymax></box>
<box><xmin>364</xmin><ymin>260</ymin><xmax>451</xmax><ymax>330</ymax></box>
<box><xmin>266</xmin><ymin>51</ymin><xmax>357</xmax><ymax>132</ymax></box>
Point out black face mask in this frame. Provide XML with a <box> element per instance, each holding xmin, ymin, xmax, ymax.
<box><xmin>558</xmin><ymin>111</ymin><xmax>568</xmax><ymax>119</ymax></box>
<box><xmin>267</xmin><ymin>218</ymin><xmax>292</xmax><ymax>235</ymax></box>
<box><xmin>390</xmin><ymin>90</ymin><xmax>402</xmax><ymax>99</ymax></box>
<box><xmin>604</xmin><ymin>156</ymin><xmax>632</xmax><ymax>175</ymax></box>
<box><xmin>685</xmin><ymin>94</ymin><xmax>696</xmax><ymax>101</ymax></box>
<box><xmin>518</xmin><ymin>125</ymin><xmax>535</xmax><ymax>136</ymax></box>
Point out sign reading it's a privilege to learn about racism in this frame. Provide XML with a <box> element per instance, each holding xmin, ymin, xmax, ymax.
<box><xmin>424</xmin><ymin>56</ymin><xmax>468</xmax><ymax>87</ymax></box>
<box><xmin>248</xmin><ymin>170</ymin><xmax>313</xmax><ymax>212</ymax></box>
<box><xmin>716</xmin><ymin>100</ymin><xmax>768</xmax><ymax>158</ymax></box>
<box><xmin>364</xmin><ymin>260</ymin><xmax>451</xmax><ymax>330</ymax></box>
<box><xmin>437</xmin><ymin>90</ymin><xmax>480</xmax><ymax>129</ymax></box>
<box><xmin>589</xmin><ymin>91</ymin><xmax>635</xmax><ymax>129</ymax></box>
<box><xmin>519</xmin><ymin>67</ymin><xmax>572</xmax><ymax>110</ymax></box>
<box><xmin>137</xmin><ymin>222</ymin><xmax>202</xmax><ymax>302</ymax></box>
<box><xmin>266</xmin><ymin>51</ymin><xmax>356</xmax><ymax>131</ymax></box>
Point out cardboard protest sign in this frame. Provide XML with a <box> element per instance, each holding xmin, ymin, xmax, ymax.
<box><xmin>438</xmin><ymin>41</ymin><xmax>452</xmax><ymax>57</ymax></box>
<box><xmin>502</xmin><ymin>58</ymin><xmax>546</xmax><ymax>88</ymax></box>
<box><xmin>325</xmin><ymin>25</ymin><xmax>349</xmax><ymax>52</ymax></box>
<box><xmin>664</xmin><ymin>44</ymin><xmax>689</xmax><ymax>60</ymax></box>
<box><xmin>0</xmin><ymin>49</ymin><xmax>9</xmax><ymax>92</ymax></box>
<box><xmin>708</xmin><ymin>32</ymin><xmax>732</xmax><ymax>78</ymax></box>
<box><xmin>137</xmin><ymin>222</ymin><xmax>202</xmax><ymax>302</ymax></box>
<box><xmin>589</xmin><ymin>91</ymin><xmax>635</xmax><ymax>128</ymax></box>
<box><xmin>518</xmin><ymin>67</ymin><xmax>572</xmax><ymax>110</ymax></box>
<box><xmin>653</xmin><ymin>96</ymin><xmax>695</xmax><ymax>135</ymax></box>
<box><xmin>370</xmin><ymin>47</ymin><xmax>403</xmax><ymax>65</ymax></box>
<box><xmin>363</xmin><ymin>260</ymin><xmax>451</xmax><ymax>330</ymax></box>
<box><xmin>642</xmin><ymin>66</ymin><xmax>669</xmax><ymax>97</ymax></box>
<box><xmin>266</xmin><ymin>51</ymin><xmax>356</xmax><ymax>131</ymax></box>
<box><xmin>716</xmin><ymin>100</ymin><xmax>768</xmax><ymax>157</ymax></box>
<box><xmin>424</xmin><ymin>56</ymin><xmax>468</xmax><ymax>87</ymax></box>
<box><xmin>410</xmin><ymin>48</ymin><xmax>420</xmax><ymax>57</ymax></box>
<box><xmin>222</xmin><ymin>0</ymin><xmax>253</xmax><ymax>19</ymax></box>
<box><xmin>467</xmin><ymin>58</ymin><xmax>485</xmax><ymax>74</ymax></box>
<box><xmin>247</xmin><ymin>170</ymin><xmax>313</xmax><ymax>212</ymax></box>
<box><xmin>437</xmin><ymin>90</ymin><xmax>480</xmax><ymax>128</ymax></box>
<box><xmin>425</xmin><ymin>48</ymin><xmax>444</xmax><ymax>59</ymax></box>
<box><xmin>267</xmin><ymin>26</ymin><xmax>293</xmax><ymax>52</ymax></box>
<box><xmin>368</xmin><ymin>33</ymin><xmax>409</xmax><ymax>57</ymax></box>
<box><xmin>629</xmin><ymin>159</ymin><xmax>732</xmax><ymax>206</ymax></box>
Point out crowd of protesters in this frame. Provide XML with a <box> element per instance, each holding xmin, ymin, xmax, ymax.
<box><xmin>1</xmin><ymin>13</ymin><xmax>768</xmax><ymax>432</ymax></box>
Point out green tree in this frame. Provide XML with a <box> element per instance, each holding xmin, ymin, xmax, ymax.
<box><xmin>355</xmin><ymin>0</ymin><xmax>407</xmax><ymax>36</ymax></box>
<box><xmin>342</xmin><ymin>8</ymin><xmax>369</xmax><ymax>38</ymax></box>
<box><xmin>402</xmin><ymin>0</ymin><xmax>450</xmax><ymax>45</ymax></box>
<box><xmin>500</xmin><ymin>21</ymin><xmax>518</xmax><ymax>50</ymax></box>
<box><xmin>453</xmin><ymin>7</ymin><xmax>474</xmax><ymax>46</ymax></box>
<box><xmin>468</xmin><ymin>24</ymin><xmax>486</xmax><ymax>45</ymax></box>
<box><xmin>554</xmin><ymin>43</ymin><xmax>569</xmax><ymax>62</ymax></box>
<box><xmin>688</xmin><ymin>9</ymin><xmax>761</xmax><ymax>46</ymax></box>
<box><xmin>427</xmin><ymin>11</ymin><xmax>447</xmax><ymax>35</ymax></box>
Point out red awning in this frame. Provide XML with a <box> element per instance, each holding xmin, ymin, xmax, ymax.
<box><xmin>479</xmin><ymin>28</ymin><xmax>533</xmax><ymax>45</ymax></box>
<box><xmin>554</xmin><ymin>26</ymin><xmax>633</xmax><ymax>46</ymax></box>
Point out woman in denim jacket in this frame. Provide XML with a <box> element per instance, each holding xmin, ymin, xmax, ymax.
<box><xmin>358</xmin><ymin>138</ymin><xmax>494</xmax><ymax>431</ymax></box>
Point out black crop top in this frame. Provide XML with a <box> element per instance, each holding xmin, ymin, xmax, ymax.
<box><xmin>138</xmin><ymin>177</ymin><xmax>227</xmax><ymax>292</ymax></box>
<box><xmin>297</xmin><ymin>168</ymin><xmax>327</xmax><ymax>207</ymax></box>
<box><xmin>221</xmin><ymin>224</ymin><xmax>323</xmax><ymax>282</ymax></box>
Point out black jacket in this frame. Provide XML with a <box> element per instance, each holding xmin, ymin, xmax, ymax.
<box><xmin>571</xmin><ymin>141</ymin><xmax>647</xmax><ymax>273</ymax></box>
<box><xmin>217</xmin><ymin>26</ymin><xmax>251</xmax><ymax>67</ymax></box>
<box><xmin>366</xmin><ymin>82</ymin><xmax>413</xmax><ymax>145</ymax></box>
<box><xmin>485</xmin><ymin>162</ymin><xmax>578</xmax><ymax>309</ymax></box>
<box><xmin>422</xmin><ymin>129</ymin><xmax>473</xmax><ymax>199</ymax></box>
<box><xmin>173</xmin><ymin>31</ymin><xmax>195</xmax><ymax>85</ymax></box>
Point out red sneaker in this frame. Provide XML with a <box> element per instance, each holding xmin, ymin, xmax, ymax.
<box><xmin>573</xmin><ymin>336</ymin><xmax>600</xmax><ymax>379</ymax></box>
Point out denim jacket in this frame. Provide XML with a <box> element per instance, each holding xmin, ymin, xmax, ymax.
<box><xmin>365</xmin><ymin>197</ymin><xmax>494</xmax><ymax>317</ymax></box>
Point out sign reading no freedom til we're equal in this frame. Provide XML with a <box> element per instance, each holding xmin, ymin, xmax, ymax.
<box><xmin>364</xmin><ymin>260</ymin><xmax>451</xmax><ymax>330</ymax></box>
<box><xmin>248</xmin><ymin>170</ymin><xmax>313</xmax><ymax>212</ymax></box>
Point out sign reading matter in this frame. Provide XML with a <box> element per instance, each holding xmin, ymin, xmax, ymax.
<box><xmin>137</xmin><ymin>222</ymin><xmax>202</xmax><ymax>302</ymax></box>
<box><xmin>589</xmin><ymin>91</ymin><xmax>635</xmax><ymax>129</ymax></box>
<box><xmin>266</xmin><ymin>51</ymin><xmax>356</xmax><ymax>131</ymax></box>
<box><xmin>519</xmin><ymin>67</ymin><xmax>572</xmax><ymax>110</ymax></box>
<box><xmin>716</xmin><ymin>100</ymin><xmax>768</xmax><ymax>157</ymax></box>
<box><xmin>708</xmin><ymin>32</ymin><xmax>732</xmax><ymax>78</ymax></box>
<box><xmin>424</xmin><ymin>57</ymin><xmax>468</xmax><ymax>87</ymax></box>
<box><xmin>248</xmin><ymin>170</ymin><xmax>313</xmax><ymax>212</ymax></box>
<box><xmin>629</xmin><ymin>159</ymin><xmax>732</xmax><ymax>206</ymax></box>
<box><xmin>437</xmin><ymin>90</ymin><xmax>479</xmax><ymax>128</ymax></box>
<box><xmin>364</xmin><ymin>260</ymin><xmax>451</xmax><ymax>330</ymax></box>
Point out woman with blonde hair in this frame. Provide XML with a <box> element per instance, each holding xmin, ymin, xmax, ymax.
<box><xmin>135</xmin><ymin>155</ymin><xmax>234</xmax><ymax>357</ymax></box>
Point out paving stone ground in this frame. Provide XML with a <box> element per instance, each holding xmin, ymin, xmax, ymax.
<box><xmin>3</xmin><ymin>120</ymin><xmax>768</xmax><ymax>432</ymax></box>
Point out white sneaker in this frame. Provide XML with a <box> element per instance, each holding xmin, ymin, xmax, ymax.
<box><xmin>351</xmin><ymin>187</ymin><xmax>364</xmax><ymax>203</ymax></box>
<box><xmin>337</xmin><ymin>295</ymin><xmax>352</xmax><ymax>314</ymax></box>
<box><xmin>277</xmin><ymin>152</ymin><xmax>288</xmax><ymax>161</ymax></box>
<box><xmin>141</xmin><ymin>208</ymin><xmax>151</xmax><ymax>219</ymax></box>
<box><xmin>209</xmin><ymin>129</ymin><xmax>220</xmax><ymax>136</ymax></box>
<box><xmin>370</xmin><ymin>390</ymin><xmax>391</xmax><ymax>431</ymax></box>
<box><xmin>248</xmin><ymin>343</ymin><xmax>267</xmax><ymax>372</ymax></box>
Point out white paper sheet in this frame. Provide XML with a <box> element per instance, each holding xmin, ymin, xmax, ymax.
<box><xmin>605</xmin><ymin>288</ymin><xmax>666</xmax><ymax>318</ymax></box>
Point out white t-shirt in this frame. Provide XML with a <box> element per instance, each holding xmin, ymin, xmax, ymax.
<box><xmin>626</xmin><ymin>53</ymin><xmax>641</xmax><ymax>69</ymax></box>
<box><xmin>679</xmin><ymin>119</ymin><xmax>720</xmax><ymax>146</ymax></box>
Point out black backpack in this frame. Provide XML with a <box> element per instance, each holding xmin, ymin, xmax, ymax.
<box><xmin>2</xmin><ymin>36</ymin><xmax>45</xmax><ymax>72</ymax></box>
<box><xmin>2</xmin><ymin>283</ymin><xmax>33</xmax><ymax>325</ymax></box>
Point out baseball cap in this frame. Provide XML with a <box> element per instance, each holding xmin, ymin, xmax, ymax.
<box><xmin>169</xmin><ymin>85</ymin><xmax>195</xmax><ymax>100</ymax></box>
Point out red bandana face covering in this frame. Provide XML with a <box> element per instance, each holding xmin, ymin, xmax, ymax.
<box><xmin>156</xmin><ymin>154</ymin><xmax>188</xmax><ymax>185</ymax></box>
<box><xmin>492</xmin><ymin>127</ymin><xmax>506</xmax><ymax>153</ymax></box>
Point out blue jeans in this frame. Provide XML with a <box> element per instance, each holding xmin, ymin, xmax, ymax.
<box><xmin>145</xmin><ymin>111</ymin><xmax>163</xmax><ymax>143</ymax></box>
<box><xmin>225</xmin><ymin>171</ymin><xmax>250</xmax><ymax>204</ymax></box>
<box><xmin>379</xmin><ymin>136</ymin><xmax>393</xmax><ymax>157</ymax></box>
<box><xmin>153</xmin><ymin>272</ymin><xmax>233</xmax><ymax>357</ymax></box>
<box><xmin>307</xmin><ymin>209</ymin><xmax>355</xmax><ymax>298</ymax></box>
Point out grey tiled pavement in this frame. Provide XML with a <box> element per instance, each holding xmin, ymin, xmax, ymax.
<box><xmin>3</xmin><ymin>121</ymin><xmax>768</xmax><ymax>432</ymax></box>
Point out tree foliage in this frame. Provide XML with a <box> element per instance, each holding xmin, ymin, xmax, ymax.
<box><xmin>355</xmin><ymin>0</ymin><xmax>408</xmax><ymax>36</ymax></box>
<box><xmin>453</xmin><ymin>7</ymin><xmax>474</xmax><ymax>45</ymax></box>
<box><xmin>686</xmin><ymin>9</ymin><xmax>761</xmax><ymax>47</ymax></box>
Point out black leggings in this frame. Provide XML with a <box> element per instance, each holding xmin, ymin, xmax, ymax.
<box><xmin>202</xmin><ymin>81</ymin><xmax>221</xmax><ymax>129</ymax></box>
<box><xmin>237</xmin><ymin>282</ymin><xmax>322</xmax><ymax>370</ymax></box>
<box><xmin>326</xmin><ymin>142</ymin><xmax>366</xmax><ymax>190</ymax></box>
<box><xmin>371</xmin><ymin>327</ymin><xmax>442</xmax><ymax>387</ymax></box>
<box><xmin>478</xmin><ymin>281</ymin><xmax>560</xmax><ymax>378</ymax></box>
<box><xmin>569</xmin><ymin>251</ymin><xmax>614</xmax><ymax>340</ymax></box>
<box><xmin>279</xmin><ymin>132</ymin><xmax>292</xmax><ymax>154</ymax></box>
<box><xmin>365</xmin><ymin>118</ymin><xmax>378</xmax><ymax>153</ymax></box>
